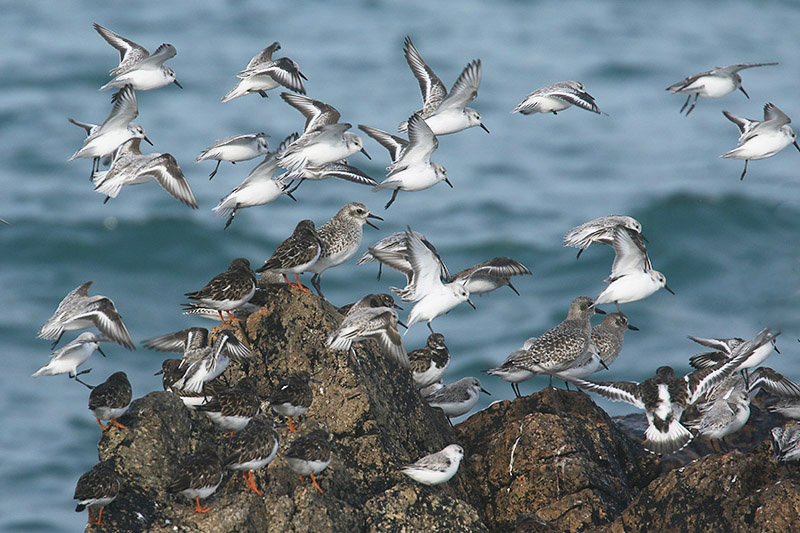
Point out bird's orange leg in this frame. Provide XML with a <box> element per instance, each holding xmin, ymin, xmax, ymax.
<box><xmin>226</xmin><ymin>310</ymin><xmax>243</xmax><ymax>323</ymax></box>
<box><xmin>310</xmin><ymin>473</ymin><xmax>324</xmax><ymax>494</ymax></box>
<box><xmin>282</xmin><ymin>274</ymin><xmax>296</xmax><ymax>288</ymax></box>
<box><xmin>294</xmin><ymin>274</ymin><xmax>312</xmax><ymax>294</ymax></box>
<box><xmin>245</xmin><ymin>471</ymin><xmax>262</xmax><ymax>495</ymax></box>
<box><xmin>96</xmin><ymin>418</ymin><xmax>111</xmax><ymax>431</ymax></box>
<box><xmin>217</xmin><ymin>310</ymin><xmax>229</xmax><ymax>324</ymax></box>
<box><xmin>110</xmin><ymin>418</ymin><xmax>128</xmax><ymax>430</ymax></box>
<box><xmin>94</xmin><ymin>507</ymin><xmax>105</xmax><ymax>525</ymax></box>
<box><xmin>194</xmin><ymin>497</ymin><xmax>210</xmax><ymax>513</ymax></box>
<box><xmin>287</xmin><ymin>416</ymin><xmax>300</xmax><ymax>433</ymax></box>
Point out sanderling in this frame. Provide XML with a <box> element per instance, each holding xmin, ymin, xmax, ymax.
<box><xmin>222</xmin><ymin>41</ymin><xmax>307</xmax><ymax>102</ymax></box>
<box><xmin>256</xmin><ymin>219</ymin><xmax>321</xmax><ymax>293</ymax></box>
<box><xmin>362</xmin><ymin>115</ymin><xmax>450</xmax><ymax>209</ymax></box>
<box><xmin>196</xmin><ymin>132</ymin><xmax>270</xmax><ymax>180</ymax></box>
<box><xmin>37</xmin><ymin>281</ymin><xmax>134</xmax><ymax>350</ymax></box>
<box><xmin>399</xmin><ymin>36</ymin><xmax>488</xmax><ymax>135</ymax></box>
<box><xmin>197</xmin><ymin>376</ymin><xmax>262</xmax><ymax>433</ymax></box>
<box><xmin>451</xmin><ymin>257</ymin><xmax>532</xmax><ymax>296</ymax></box>
<box><xmin>593</xmin><ymin>226</ymin><xmax>674</xmax><ymax>310</ymax></box>
<box><xmin>721</xmin><ymin>103</ymin><xmax>800</xmax><ymax>180</ymax></box>
<box><xmin>88</xmin><ymin>371</ymin><xmax>132</xmax><ymax>431</ymax></box>
<box><xmin>142</xmin><ymin>328</ymin><xmax>251</xmax><ymax>393</ymax></box>
<box><xmin>307</xmin><ymin>202</ymin><xmax>382</xmax><ymax>298</ymax></box>
<box><xmin>425</xmin><ymin>377</ymin><xmax>489</xmax><ymax>419</ymax></box>
<box><xmin>277</xmin><ymin>93</ymin><xmax>370</xmax><ymax>170</ymax></box>
<box><xmin>184</xmin><ymin>258</ymin><xmax>257</xmax><ymax>323</ymax></box>
<box><xmin>409</xmin><ymin>332</ymin><xmax>450</xmax><ymax>388</ymax></box>
<box><xmin>485</xmin><ymin>336</ymin><xmax>538</xmax><ymax>398</ymax></box>
<box><xmin>565</xmin><ymin>328</ymin><xmax>779</xmax><ymax>454</ymax></box>
<box><xmin>359</xmin><ymin>229</ymin><xmax>450</xmax><ymax>287</ymax></box>
<box><xmin>155</xmin><ymin>358</ymin><xmax>224</xmax><ymax>409</ymax></box>
<box><xmin>270</xmin><ymin>372</ymin><xmax>315</xmax><ymax>433</ymax></box>
<box><xmin>771</xmin><ymin>424</ymin><xmax>800</xmax><ymax>461</ymax></box>
<box><xmin>563</xmin><ymin>215</ymin><xmax>644</xmax><ymax>259</ymax></box>
<box><xmin>285</xmin><ymin>430</ymin><xmax>332</xmax><ymax>494</ymax></box>
<box><xmin>420</xmin><ymin>380</ymin><xmax>445</xmax><ymax>397</ymax></box>
<box><xmin>401</xmin><ymin>444</ymin><xmax>464</xmax><ymax>485</ymax></box>
<box><xmin>32</xmin><ymin>332</ymin><xmax>108</xmax><ymax>387</ymax></box>
<box><xmin>222</xmin><ymin>413</ymin><xmax>280</xmax><ymax>495</ymax></box>
<box><xmin>167</xmin><ymin>445</ymin><xmax>223</xmax><ymax>513</ymax></box>
<box><xmin>512</xmin><ymin>81</ymin><xmax>604</xmax><ymax>116</ymax></box>
<box><xmin>68</xmin><ymin>85</ymin><xmax>150</xmax><ymax>176</ymax></box>
<box><xmin>688</xmin><ymin>331</ymin><xmax>780</xmax><ymax>376</ymax></box>
<box><xmin>94</xmin><ymin>23</ymin><xmax>181</xmax><ymax>91</ymax></box>
<box><xmin>282</xmin><ymin>159</ymin><xmax>377</xmax><ymax>194</ymax></box>
<box><xmin>92</xmin><ymin>137</ymin><xmax>198</xmax><ymax>208</ymax></box>
<box><xmin>666</xmin><ymin>62</ymin><xmax>778</xmax><ymax>115</ymax></box>
<box><xmin>74</xmin><ymin>461</ymin><xmax>120</xmax><ymax>527</ymax></box>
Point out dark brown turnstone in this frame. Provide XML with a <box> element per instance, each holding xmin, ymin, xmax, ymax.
<box><xmin>74</xmin><ymin>461</ymin><xmax>120</xmax><ymax>526</ymax></box>
<box><xmin>408</xmin><ymin>332</ymin><xmax>450</xmax><ymax>388</ymax></box>
<box><xmin>196</xmin><ymin>376</ymin><xmax>262</xmax><ymax>433</ymax></box>
<box><xmin>184</xmin><ymin>258</ymin><xmax>256</xmax><ymax>324</ymax></box>
<box><xmin>285</xmin><ymin>430</ymin><xmax>332</xmax><ymax>494</ymax></box>
<box><xmin>89</xmin><ymin>371</ymin><xmax>132</xmax><ymax>431</ymax></box>
<box><xmin>37</xmin><ymin>281</ymin><xmax>134</xmax><ymax>350</ymax></box>
<box><xmin>222</xmin><ymin>413</ymin><xmax>280</xmax><ymax>495</ymax></box>
<box><xmin>167</xmin><ymin>445</ymin><xmax>223</xmax><ymax>513</ymax></box>
<box><xmin>270</xmin><ymin>372</ymin><xmax>314</xmax><ymax>433</ymax></box>
<box><xmin>256</xmin><ymin>219</ymin><xmax>321</xmax><ymax>293</ymax></box>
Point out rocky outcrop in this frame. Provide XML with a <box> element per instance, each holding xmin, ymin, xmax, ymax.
<box><xmin>89</xmin><ymin>285</ymin><xmax>800</xmax><ymax>532</ymax></box>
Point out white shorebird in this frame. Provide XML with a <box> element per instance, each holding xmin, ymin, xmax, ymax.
<box><xmin>196</xmin><ymin>132</ymin><xmax>270</xmax><ymax>180</ymax></box>
<box><xmin>451</xmin><ymin>257</ymin><xmax>532</xmax><ymax>296</ymax></box>
<box><xmin>593</xmin><ymin>226</ymin><xmax>674</xmax><ymax>310</ymax></box>
<box><xmin>31</xmin><ymin>332</ymin><xmax>108</xmax><ymax>387</ymax></box>
<box><xmin>358</xmin><ymin>230</ymin><xmax>448</xmax><ymax>283</ymax></box>
<box><xmin>425</xmin><ymin>377</ymin><xmax>490</xmax><ymax>419</ymax></box>
<box><xmin>401</xmin><ymin>444</ymin><xmax>464</xmax><ymax>485</ymax></box>
<box><xmin>563</xmin><ymin>215</ymin><xmax>644</xmax><ymax>259</ymax></box>
<box><xmin>666</xmin><ymin>62</ymin><xmax>777</xmax><ymax>115</ymax></box>
<box><xmin>512</xmin><ymin>81</ymin><xmax>605</xmax><ymax>116</ymax></box>
<box><xmin>222</xmin><ymin>41</ymin><xmax>307</xmax><ymax>102</ymax></box>
<box><xmin>93</xmin><ymin>137</ymin><xmax>198</xmax><ymax>208</ymax></box>
<box><xmin>68</xmin><ymin>85</ymin><xmax>150</xmax><ymax>176</ymax></box>
<box><xmin>93</xmin><ymin>23</ymin><xmax>182</xmax><ymax>91</ymax></box>
<box><xmin>363</xmin><ymin>114</ymin><xmax>450</xmax><ymax>209</ymax></box>
<box><xmin>372</xmin><ymin>229</ymin><xmax>475</xmax><ymax>333</ymax></box>
<box><xmin>485</xmin><ymin>336</ymin><xmax>538</xmax><ymax>398</ymax></box>
<box><xmin>37</xmin><ymin>281</ymin><xmax>134</xmax><ymax>350</ymax></box>
<box><xmin>720</xmin><ymin>103</ymin><xmax>800</xmax><ymax>180</ymax></box>
<box><xmin>688</xmin><ymin>331</ymin><xmax>781</xmax><ymax>378</ymax></box>
<box><xmin>398</xmin><ymin>36</ymin><xmax>488</xmax><ymax>135</ymax></box>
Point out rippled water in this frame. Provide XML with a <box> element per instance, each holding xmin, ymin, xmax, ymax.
<box><xmin>3</xmin><ymin>0</ymin><xmax>800</xmax><ymax>530</ymax></box>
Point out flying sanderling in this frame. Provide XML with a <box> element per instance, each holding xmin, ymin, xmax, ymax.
<box><xmin>563</xmin><ymin>215</ymin><xmax>644</xmax><ymax>259</ymax></box>
<box><xmin>74</xmin><ymin>461</ymin><xmax>120</xmax><ymax>527</ymax></box>
<box><xmin>32</xmin><ymin>332</ymin><xmax>108</xmax><ymax>387</ymax></box>
<box><xmin>688</xmin><ymin>330</ymin><xmax>780</xmax><ymax>381</ymax></box>
<box><xmin>196</xmin><ymin>132</ymin><xmax>270</xmax><ymax>180</ymax></box>
<box><xmin>401</xmin><ymin>444</ymin><xmax>464</xmax><ymax>485</ymax></box>
<box><xmin>88</xmin><ymin>371</ymin><xmax>132</xmax><ymax>431</ymax></box>
<box><xmin>184</xmin><ymin>258</ymin><xmax>256</xmax><ymax>323</ymax></box>
<box><xmin>451</xmin><ymin>257</ymin><xmax>532</xmax><ymax>296</ymax></box>
<box><xmin>358</xmin><ymin>230</ymin><xmax>447</xmax><ymax>283</ymax></box>
<box><xmin>270</xmin><ymin>371</ymin><xmax>315</xmax><ymax>433</ymax></box>
<box><xmin>222</xmin><ymin>41</ymin><xmax>307</xmax><ymax>102</ymax></box>
<box><xmin>512</xmin><ymin>81</ymin><xmax>605</xmax><ymax>116</ymax></box>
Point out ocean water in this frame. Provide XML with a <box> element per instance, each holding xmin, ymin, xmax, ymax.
<box><xmin>2</xmin><ymin>0</ymin><xmax>800</xmax><ymax>530</ymax></box>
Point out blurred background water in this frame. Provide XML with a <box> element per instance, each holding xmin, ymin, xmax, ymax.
<box><xmin>2</xmin><ymin>0</ymin><xmax>800</xmax><ymax>530</ymax></box>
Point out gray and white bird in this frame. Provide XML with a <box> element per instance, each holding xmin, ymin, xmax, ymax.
<box><xmin>666</xmin><ymin>62</ymin><xmax>778</xmax><ymax>115</ymax></box>
<box><xmin>563</xmin><ymin>215</ymin><xmax>643</xmax><ymax>259</ymax></box>
<box><xmin>512</xmin><ymin>81</ymin><xmax>604</xmax><ymax>116</ymax></box>
<box><xmin>196</xmin><ymin>132</ymin><xmax>270</xmax><ymax>180</ymax></box>
<box><xmin>771</xmin><ymin>424</ymin><xmax>800</xmax><ymax>462</ymax></box>
<box><xmin>401</xmin><ymin>444</ymin><xmax>464</xmax><ymax>485</ymax></box>
<box><xmin>424</xmin><ymin>377</ymin><xmax>490</xmax><ymax>419</ymax></box>
<box><xmin>688</xmin><ymin>330</ymin><xmax>780</xmax><ymax>378</ymax></box>
<box><xmin>222</xmin><ymin>41</ymin><xmax>307</xmax><ymax>102</ymax></box>
<box><xmin>451</xmin><ymin>257</ymin><xmax>532</xmax><ymax>296</ymax></box>
<box><xmin>32</xmin><ymin>332</ymin><xmax>108</xmax><ymax>387</ymax></box>
<box><xmin>485</xmin><ymin>336</ymin><xmax>538</xmax><ymax>398</ymax></box>
<box><xmin>359</xmin><ymin>230</ymin><xmax>448</xmax><ymax>284</ymax></box>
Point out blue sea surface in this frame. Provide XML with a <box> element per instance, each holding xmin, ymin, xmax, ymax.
<box><xmin>2</xmin><ymin>1</ymin><xmax>800</xmax><ymax>530</ymax></box>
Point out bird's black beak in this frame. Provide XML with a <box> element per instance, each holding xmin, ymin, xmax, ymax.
<box><xmin>174</xmin><ymin>80</ymin><xmax>183</xmax><ymax>89</ymax></box>
<box><xmin>361</xmin><ymin>148</ymin><xmax>371</xmax><ymax>160</ymax></box>
<box><xmin>593</xmin><ymin>307</ymin><xmax>606</xmax><ymax>314</ymax></box>
<box><xmin>154</xmin><ymin>369</ymin><xmax>164</xmax><ymax>376</ymax></box>
<box><xmin>665</xmin><ymin>285</ymin><xmax>676</xmax><ymax>295</ymax></box>
<box><xmin>794</xmin><ymin>140</ymin><xmax>800</xmax><ymax>152</ymax></box>
<box><xmin>144</xmin><ymin>136</ymin><xmax>154</xmax><ymax>146</ymax></box>
<box><xmin>480</xmin><ymin>388</ymin><xmax>491</xmax><ymax>395</ymax></box>
<box><xmin>467</xmin><ymin>298</ymin><xmax>476</xmax><ymax>310</ymax></box>
<box><xmin>628</xmin><ymin>324</ymin><xmax>640</xmax><ymax>331</ymax></box>
<box><xmin>97</xmin><ymin>346</ymin><xmax>107</xmax><ymax>358</ymax></box>
<box><xmin>480</xmin><ymin>123</ymin><xmax>490</xmax><ymax>134</ymax></box>
<box><xmin>392</xmin><ymin>302</ymin><xmax>403</xmax><ymax>310</ymax></box>
<box><xmin>365</xmin><ymin>213</ymin><xmax>382</xmax><ymax>230</ymax></box>
<box><xmin>397</xmin><ymin>319</ymin><xmax>408</xmax><ymax>330</ymax></box>
<box><xmin>739</xmin><ymin>86</ymin><xmax>749</xmax><ymax>99</ymax></box>
<box><xmin>444</xmin><ymin>177</ymin><xmax>453</xmax><ymax>188</ymax></box>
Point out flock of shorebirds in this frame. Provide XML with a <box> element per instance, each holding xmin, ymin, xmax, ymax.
<box><xmin>28</xmin><ymin>23</ymin><xmax>800</xmax><ymax>526</ymax></box>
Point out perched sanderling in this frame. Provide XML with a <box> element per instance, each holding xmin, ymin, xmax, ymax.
<box><xmin>565</xmin><ymin>328</ymin><xmax>779</xmax><ymax>454</ymax></box>
<box><xmin>184</xmin><ymin>258</ymin><xmax>257</xmax><ymax>323</ymax></box>
<box><xmin>451</xmin><ymin>257</ymin><xmax>531</xmax><ymax>296</ymax></box>
<box><xmin>222</xmin><ymin>41</ymin><xmax>307</xmax><ymax>102</ymax></box>
<box><xmin>142</xmin><ymin>328</ymin><xmax>251</xmax><ymax>393</ymax></box>
<box><xmin>306</xmin><ymin>202</ymin><xmax>382</xmax><ymax>298</ymax></box>
<box><xmin>223</xmin><ymin>413</ymin><xmax>280</xmax><ymax>495</ymax></box>
<box><xmin>419</xmin><ymin>380</ymin><xmax>445</xmax><ymax>397</ymax></box>
<box><xmin>593</xmin><ymin>226</ymin><xmax>674</xmax><ymax>310</ymax></box>
<box><xmin>485</xmin><ymin>336</ymin><xmax>538</xmax><ymax>398</ymax></box>
<box><xmin>720</xmin><ymin>103</ymin><xmax>800</xmax><ymax>180</ymax></box>
<box><xmin>277</xmin><ymin>93</ymin><xmax>370</xmax><ymax>170</ymax></box>
<box><xmin>196</xmin><ymin>132</ymin><xmax>270</xmax><ymax>180</ymax></box>
<box><xmin>93</xmin><ymin>23</ymin><xmax>181</xmax><ymax>91</ymax></box>
<box><xmin>359</xmin><ymin>229</ymin><xmax>449</xmax><ymax>286</ymax></box>
<box><xmin>398</xmin><ymin>36</ymin><xmax>488</xmax><ymax>135</ymax></box>
<box><xmin>285</xmin><ymin>430</ymin><xmax>332</xmax><ymax>494</ymax></box>
<box><xmin>401</xmin><ymin>444</ymin><xmax>464</xmax><ymax>485</ymax></box>
<box><xmin>89</xmin><ymin>371</ymin><xmax>132</xmax><ymax>431</ymax></box>
<box><xmin>771</xmin><ymin>424</ymin><xmax>800</xmax><ymax>461</ymax></box>
<box><xmin>68</xmin><ymin>85</ymin><xmax>150</xmax><ymax>176</ymax></box>
<box><xmin>32</xmin><ymin>332</ymin><xmax>108</xmax><ymax>387</ymax></box>
<box><xmin>92</xmin><ymin>137</ymin><xmax>198</xmax><ymax>208</ymax></box>
<box><xmin>425</xmin><ymin>377</ymin><xmax>490</xmax><ymax>419</ymax></box>
<box><xmin>37</xmin><ymin>281</ymin><xmax>134</xmax><ymax>350</ymax></box>
<box><xmin>256</xmin><ymin>219</ymin><xmax>321</xmax><ymax>293</ymax></box>
<box><xmin>327</xmin><ymin>293</ymin><xmax>408</xmax><ymax>368</ymax></box>
<box><xmin>362</xmin><ymin>115</ymin><xmax>450</xmax><ymax>209</ymax></box>
<box><xmin>409</xmin><ymin>333</ymin><xmax>450</xmax><ymax>388</ymax></box>
<box><xmin>270</xmin><ymin>372</ymin><xmax>315</xmax><ymax>433</ymax></box>
<box><xmin>74</xmin><ymin>461</ymin><xmax>120</xmax><ymax>527</ymax></box>
<box><xmin>197</xmin><ymin>376</ymin><xmax>262</xmax><ymax>433</ymax></box>
<box><xmin>512</xmin><ymin>81</ymin><xmax>604</xmax><ymax>116</ymax></box>
<box><xmin>688</xmin><ymin>331</ymin><xmax>780</xmax><ymax>375</ymax></box>
<box><xmin>666</xmin><ymin>62</ymin><xmax>778</xmax><ymax>115</ymax></box>
<box><xmin>563</xmin><ymin>215</ymin><xmax>644</xmax><ymax>259</ymax></box>
<box><xmin>167</xmin><ymin>445</ymin><xmax>223</xmax><ymax>513</ymax></box>
<box><xmin>155</xmin><ymin>358</ymin><xmax>224</xmax><ymax>409</ymax></box>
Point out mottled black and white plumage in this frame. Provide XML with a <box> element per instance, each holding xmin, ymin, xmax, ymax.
<box><xmin>37</xmin><ymin>281</ymin><xmax>135</xmax><ymax>350</ymax></box>
<box><xmin>270</xmin><ymin>372</ymin><xmax>314</xmax><ymax>433</ymax></box>
<box><xmin>89</xmin><ymin>371</ymin><xmax>132</xmax><ymax>431</ymax></box>
<box><xmin>74</xmin><ymin>461</ymin><xmax>120</xmax><ymax>526</ymax></box>
<box><xmin>285</xmin><ymin>430</ymin><xmax>332</xmax><ymax>494</ymax></box>
<box><xmin>771</xmin><ymin>424</ymin><xmax>800</xmax><ymax>462</ymax></box>
<box><xmin>184</xmin><ymin>258</ymin><xmax>257</xmax><ymax>323</ymax></box>
<box><xmin>401</xmin><ymin>444</ymin><xmax>464</xmax><ymax>485</ymax></box>
<box><xmin>222</xmin><ymin>41</ymin><xmax>307</xmax><ymax>102</ymax></box>
<box><xmin>563</xmin><ymin>215</ymin><xmax>643</xmax><ymax>259</ymax></box>
<box><xmin>222</xmin><ymin>413</ymin><xmax>280</xmax><ymax>495</ymax></box>
<box><xmin>688</xmin><ymin>331</ymin><xmax>780</xmax><ymax>371</ymax></box>
<box><xmin>155</xmin><ymin>358</ymin><xmax>225</xmax><ymax>409</ymax></box>
<box><xmin>512</xmin><ymin>81</ymin><xmax>604</xmax><ymax>115</ymax></box>
<box><xmin>424</xmin><ymin>377</ymin><xmax>490</xmax><ymax>418</ymax></box>
<box><xmin>256</xmin><ymin>220</ymin><xmax>321</xmax><ymax>291</ymax></box>
<box><xmin>196</xmin><ymin>133</ymin><xmax>270</xmax><ymax>180</ymax></box>
<box><xmin>166</xmin><ymin>446</ymin><xmax>223</xmax><ymax>513</ymax></box>
<box><xmin>196</xmin><ymin>376</ymin><xmax>262</xmax><ymax>432</ymax></box>
<box><xmin>566</xmin><ymin>328</ymin><xmax>779</xmax><ymax>454</ymax></box>
<box><xmin>359</xmin><ymin>230</ymin><xmax>449</xmax><ymax>289</ymax></box>
<box><xmin>409</xmin><ymin>333</ymin><xmax>450</xmax><ymax>388</ymax></box>
<box><xmin>451</xmin><ymin>257</ymin><xmax>531</xmax><ymax>296</ymax></box>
